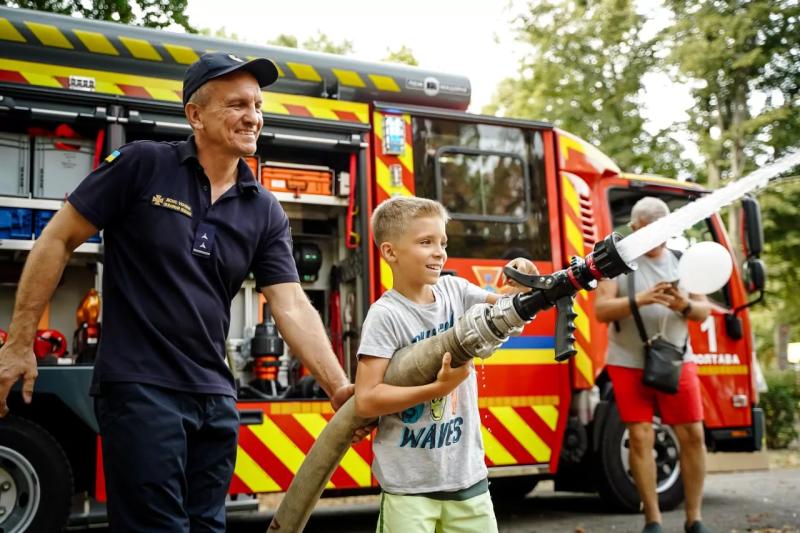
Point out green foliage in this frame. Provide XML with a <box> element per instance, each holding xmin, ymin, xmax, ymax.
<box><xmin>0</xmin><ymin>0</ymin><xmax>195</xmax><ymax>32</ymax></box>
<box><xmin>664</xmin><ymin>0</ymin><xmax>799</xmax><ymax>186</ymax></box>
<box><xmin>268</xmin><ymin>34</ymin><xmax>299</xmax><ymax>49</ymax></box>
<box><xmin>383</xmin><ymin>45</ymin><xmax>418</xmax><ymax>66</ymax></box>
<box><xmin>267</xmin><ymin>32</ymin><xmax>353</xmax><ymax>55</ymax></box>
<box><xmin>486</xmin><ymin>0</ymin><xmax>693</xmax><ymax>177</ymax></box>
<box><xmin>762</xmin><ymin>371</ymin><xmax>800</xmax><ymax>449</ymax></box>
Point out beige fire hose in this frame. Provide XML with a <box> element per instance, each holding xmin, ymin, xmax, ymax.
<box><xmin>268</xmin><ymin>327</ymin><xmax>469</xmax><ymax>531</ymax></box>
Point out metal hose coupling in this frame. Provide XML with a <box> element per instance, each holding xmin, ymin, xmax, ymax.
<box><xmin>454</xmin><ymin>296</ymin><xmax>530</xmax><ymax>359</ymax></box>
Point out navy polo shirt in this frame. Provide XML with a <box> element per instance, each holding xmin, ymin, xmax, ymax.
<box><xmin>68</xmin><ymin>138</ymin><xmax>299</xmax><ymax>397</ymax></box>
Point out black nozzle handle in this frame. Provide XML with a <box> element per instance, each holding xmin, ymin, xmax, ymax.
<box><xmin>502</xmin><ymin>267</ymin><xmax>555</xmax><ymax>291</ymax></box>
<box><xmin>554</xmin><ymin>296</ymin><xmax>578</xmax><ymax>362</ymax></box>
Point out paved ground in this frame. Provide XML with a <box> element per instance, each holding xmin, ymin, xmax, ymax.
<box><xmin>226</xmin><ymin>467</ymin><xmax>800</xmax><ymax>533</ymax></box>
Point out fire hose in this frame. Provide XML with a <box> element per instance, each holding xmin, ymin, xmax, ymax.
<box><xmin>268</xmin><ymin>234</ymin><xmax>632</xmax><ymax>531</ymax></box>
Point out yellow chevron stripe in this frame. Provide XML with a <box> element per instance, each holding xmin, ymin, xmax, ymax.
<box><xmin>481</xmin><ymin>426</ymin><xmax>516</xmax><ymax>465</ymax></box>
<box><xmin>565</xmin><ymin>216</ymin><xmax>585</xmax><ymax>256</ymax></box>
<box><xmin>287</xmin><ymin>62</ymin><xmax>321</xmax><ymax>82</ymax></box>
<box><xmin>369</xmin><ymin>74</ymin><xmax>401</xmax><ymax>92</ymax></box>
<box><xmin>19</xmin><ymin>71</ymin><xmax>61</xmax><ymax>88</ymax></box>
<box><xmin>146</xmin><ymin>87</ymin><xmax>180</xmax><ymax>102</ymax></box>
<box><xmin>397</xmin><ymin>114</ymin><xmax>414</xmax><ymax>172</ymax></box>
<box><xmin>532</xmin><ymin>405</ymin><xmax>559</xmax><ymax>431</ymax></box>
<box><xmin>376</xmin><ymin>158</ymin><xmax>412</xmax><ymax>198</ymax></box>
<box><xmin>0</xmin><ymin>18</ymin><xmax>25</xmax><ymax>42</ymax></box>
<box><xmin>296</xmin><ymin>414</ymin><xmax>372</xmax><ymax>486</ymax></box>
<box><xmin>490</xmin><ymin>407</ymin><xmax>550</xmax><ymax>462</ymax></box>
<box><xmin>25</xmin><ymin>21</ymin><xmax>72</xmax><ymax>49</ymax></box>
<box><xmin>478</xmin><ymin>395</ymin><xmax>559</xmax><ymax>408</ymax></box>
<box><xmin>248</xmin><ymin>417</ymin><xmax>310</xmax><ymax>480</ymax></box>
<box><xmin>478</xmin><ymin>348</ymin><xmax>557</xmax><ymax>366</ymax></box>
<box><xmin>1</xmin><ymin>58</ymin><xmax>180</xmax><ymax>90</ymax></box>
<box><xmin>164</xmin><ymin>43</ymin><xmax>199</xmax><ymax>64</ymax></box>
<box><xmin>119</xmin><ymin>36</ymin><xmax>162</xmax><ymax>61</ymax></box>
<box><xmin>333</xmin><ymin>68</ymin><xmax>366</xmax><ymax>88</ymax></box>
<box><xmin>268</xmin><ymin>92</ymin><xmax>369</xmax><ymax>123</ymax></box>
<box><xmin>234</xmin><ymin>445</ymin><xmax>281</xmax><ymax>492</ymax></box>
<box><xmin>573</xmin><ymin>300</ymin><xmax>590</xmax><ymax>344</ymax></box>
<box><xmin>73</xmin><ymin>29</ymin><xmax>118</xmax><ymax>55</ymax></box>
<box><xmin>380</xmin><ymin>257</ymin><xmax>393</xmax><ymax>291</ymax></box>
<box><xmin>697</xmin><ymin>364</ymin><xmax>748</xmax><ymax>376</ymax></box>
<box><xmin>560</xmin><ymin>135</ymin><xmax>619</xmax><ymax>172</ymax></box>
<box><xmin>574</xmin><ymin>344</ymin><xmax>594</xmax><ymax>385</ymax></box>
<box><xmin>562</xmin><ymin>176</ymin><xmax>580</xmax><ymax>216</ymax></box>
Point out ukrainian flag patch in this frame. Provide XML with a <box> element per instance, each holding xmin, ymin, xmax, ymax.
<box><xmin>104</xmin><ymin>150</ymin><xmax>121</xmax><ymax>164</ymax></box>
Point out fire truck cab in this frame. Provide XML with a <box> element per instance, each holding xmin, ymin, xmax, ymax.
<box><xmin>0</xmin><ymin>6</ymin><xmax>765</xmax><ymax>530</ymax></box>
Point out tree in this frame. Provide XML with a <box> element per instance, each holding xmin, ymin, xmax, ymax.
<box><xmin>664</xmin><ymin>0</ymin><xmax>799</xmax><ymax>187</ymax></box>
<box><xmin>269</xmin><ymin>34</ymin><xmax>299</xmax><ymax>49</ymax></box>
<box><xmin>486</xmin><ymin>0</ymin><xmax>693</xmax><ymax>177</ymax></box>
<box><xmin>383</xmin><ymin>45</ymin><xmax>418</xmax><ymax>66</ymax></box>
<box><xmin>0</xmin><ymin>0</ymin><xmax>195</xmax><ymax>32</ymax></box>
<box><xmin>268</xmin><ymin>32</ymin><xmax>354</xmax><ymax>55</ymax></box>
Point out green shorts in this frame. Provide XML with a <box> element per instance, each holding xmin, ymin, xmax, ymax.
<box><xmin>377</xmin><ymin>489</ymin><xmax>498</xmax><ymax>533</ymax></box>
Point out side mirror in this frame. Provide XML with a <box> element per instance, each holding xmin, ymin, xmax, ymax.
<box><xmin>741</xmin><ymin>195</ymin><xmax>764</xmax><ymax>257</ymax></box>
<box><xmin>745</xmin><ymin>258</ymin><xmax>766</xmax><ymax>293</ymax></box>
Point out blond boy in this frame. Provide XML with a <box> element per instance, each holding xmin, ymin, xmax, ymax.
<box><xmin>354</xmin><ymin>197</ymin><xmax>536</xmax><ymax>532</ymax></box>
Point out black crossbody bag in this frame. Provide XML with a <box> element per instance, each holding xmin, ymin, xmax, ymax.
<box><xmin>627</xmin><ymin>273</ymin><xmax>686</xmax><ymax>394</ymax></box>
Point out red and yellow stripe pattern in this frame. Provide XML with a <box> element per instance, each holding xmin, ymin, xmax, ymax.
<box><xmin>231</xmin><ymin>402</ymin><xmax>373</xmax><ymax>493</ymax></box>
<box><xmin>372</xmin><ymin>110</ymin><xmax>415</xmax><ymax>293</ymax></box>
<box><xmin>0</xmin><ymin>57</ymin><xmax>369</xmax><ymax>124</ymax></box>
<box><xmin>561</xmin><ymin>172</ymin><xmax>599</xmax><ymax>389</ymax></box>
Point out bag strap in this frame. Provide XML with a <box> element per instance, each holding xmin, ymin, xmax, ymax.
<box><xmin>627</xmin><ymin>271</ymin><xmax>650</xmax><ymax>345</ymax></box>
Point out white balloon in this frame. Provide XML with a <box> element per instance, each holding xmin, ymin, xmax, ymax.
<box><xmin>678</xmin><ymin>241</ymin><xmax>733</xmax><ymax>294</ymax></box>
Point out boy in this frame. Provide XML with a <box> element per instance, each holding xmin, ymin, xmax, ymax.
<box><xmin>354</xmin><ymin>196</ymin><xmax>536</xmax><ymax>532</ymax></box>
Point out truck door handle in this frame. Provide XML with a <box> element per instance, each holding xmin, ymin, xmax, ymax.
<box><xmin>239</xmin><ymin>409</ymin><xmax>264</xmax><ymax>426</ymax></box>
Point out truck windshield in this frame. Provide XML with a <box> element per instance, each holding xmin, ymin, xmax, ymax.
<box><xmin>607</xmin><ymin>187</ymin><xmax>730</xmax><ymax>306</ymax></box>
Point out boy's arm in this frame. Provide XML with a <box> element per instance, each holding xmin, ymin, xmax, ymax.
<box><xmin>354</xmin><ymin>353</ymin><xmax>469</xmax><ymax>419</ymax></box>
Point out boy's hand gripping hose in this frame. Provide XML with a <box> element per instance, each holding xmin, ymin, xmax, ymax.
<box><xmin>268</xmin><ymin>234</ymin><xmax>631</xmax><ymax>532</ymax></box>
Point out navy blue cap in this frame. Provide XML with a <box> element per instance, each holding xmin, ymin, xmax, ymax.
<box><xmin>183</xmin><ymin>52</ymin><xmax>279</xmax><ymax>106</ymax></box>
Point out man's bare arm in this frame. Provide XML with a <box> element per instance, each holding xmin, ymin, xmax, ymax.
<box><xmin>0</xmin><ymin>203</ymin><xmax>99</xmax><ymax>414</ymax></box>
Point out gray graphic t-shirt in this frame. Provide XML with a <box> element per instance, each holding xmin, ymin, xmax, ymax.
<box><xmin>607</xmin><ymin>250</ymin><xmax>692</xmax><ymax>369</ymax></box>
<box><xmin>357</xmin><ymin>275</ymin><xmax>490</xmax><ymax>494</ymax></box>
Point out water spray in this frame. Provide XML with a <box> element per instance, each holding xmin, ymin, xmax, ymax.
<box><xmin>268</xmin><ymin>151</ymin><xmax>800</xmax><ymax>532</ymax></box>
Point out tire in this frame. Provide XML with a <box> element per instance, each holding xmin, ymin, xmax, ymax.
<box><xmin>489</xmin><ymin>475</ymin><xmax>538</xmax><ymax>502</ymax></box>
<box><xmin>0</xmin><ymin>416</ymin><xmax>73</xmax><ymax>532</ymax></box>
<box><xmin>597</xmin><ymin>402</ymin><xmax>684</xmax><ymax>512</ymax></box>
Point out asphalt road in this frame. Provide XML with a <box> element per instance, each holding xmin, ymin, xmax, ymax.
<box><xmin>226</xmin><ymin>468</ymin><xmax>800</xmax><ymax>533</ymax></box>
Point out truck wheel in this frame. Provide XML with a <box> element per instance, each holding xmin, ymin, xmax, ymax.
<box><xmin>597</xmin><ymin>402</ymin><xmax>684</xmax><ymax>512</ymax></box>
<box><xmin>489</xmin><ymin>475</ymin><xmax>538</xmax><ymax>502</ymax></box>
<box><xmin>0</xmin><ymin>416</ymin><xmax>72</xmax><ymax>532</ymax></box>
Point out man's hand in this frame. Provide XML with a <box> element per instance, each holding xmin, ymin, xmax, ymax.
<box><xmin>662</xmin><ymin>286</ymin><xmax>691</xmax><ymax>313</ymax></box>
<box><xmin>0</xmin><ymin>343</ymin><xmax>38</xmax><ymax>417</ymax></box>
<box><xmin>501</xmin><ymin>257</ymin><xmax>539</xmax><ymax>293</ymax></box>
<box><xmin>635</xmin><ymin>282</ymin><xmax>674</xmax><ymax>307</ymax></box>
<box><xmin>434</xmin><ymin>352</ymin><xmax>471</xmax><ymax>396</ymax></box>
<box><xmin>331</xmin><ymin>383</ymin><xmax>375</xmax><ymax>444</ymax></box>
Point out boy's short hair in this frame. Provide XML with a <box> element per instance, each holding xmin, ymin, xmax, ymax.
<box><xmin>371</xmin><ymin>196</ymin><xmax>450</xmax><ymax>245</ymax></box>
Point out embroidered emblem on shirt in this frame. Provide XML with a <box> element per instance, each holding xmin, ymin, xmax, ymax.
<box><xmin>104</xmin><ymin>150</ymin><xmax>121</xmax><ymax>164</ymax></box>
<box><xmin>151</xmin><ymin>194</ymin><xmax>193</xmax><ymax>218</ymax></box>
<box><xmin>192</xmin><ymin>222</ymin><xmax>216</xmax><ymax>258</ymax></box>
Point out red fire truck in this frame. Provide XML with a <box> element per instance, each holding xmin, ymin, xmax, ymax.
<box><xmin>0</xmin><ymin>6</ymin><xmax>765</xmax><ymax>530</ymax></box>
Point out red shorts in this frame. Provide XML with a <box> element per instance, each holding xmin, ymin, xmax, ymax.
<box><xmin>607</xmin><ymin>363</ymin><xmax>703</xmax><ymax>425</ymax></box>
